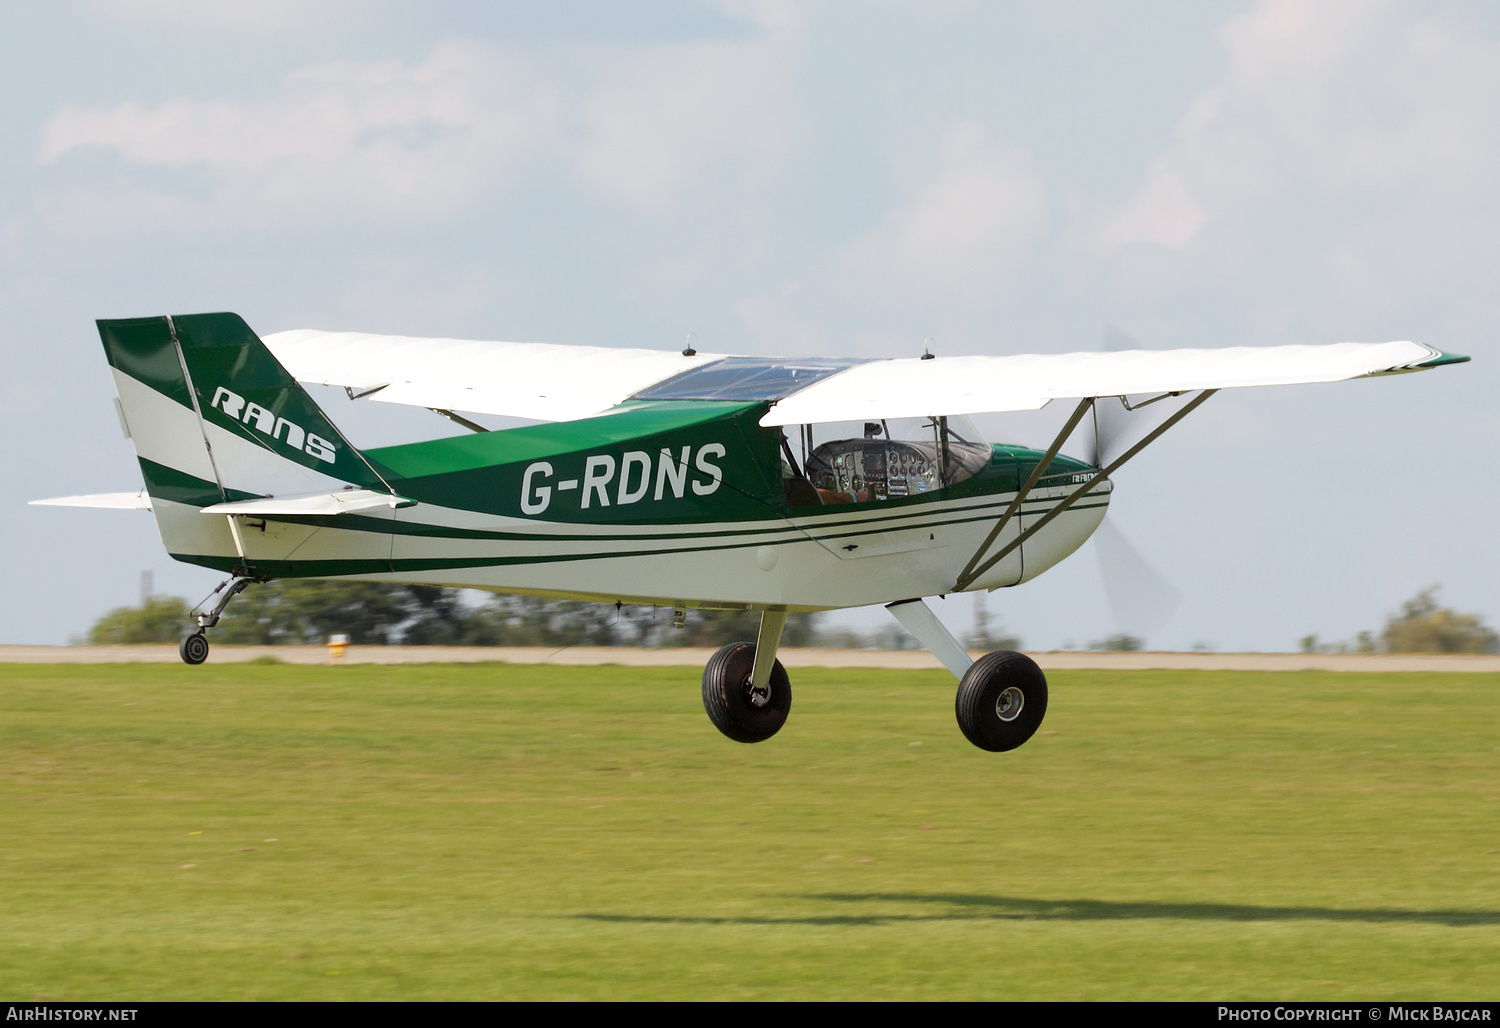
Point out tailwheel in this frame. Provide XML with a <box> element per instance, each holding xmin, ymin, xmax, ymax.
<box><xmin>179</xmin><ymin>631</ymin><xmax>209</xmax><ymax>666</ymax></box>
<box><xmin>179</xmin><ymin>575</ymin><xmax>259</xmax><ymax>668</ymax></box>
<box><xmin>955</xmin><ymin>650</ymin><xmax>1048</xmax><ymax>752</ymax></box>
<box><xmin>701</xmin><ymin>641</ymin><xmax>792</xmax><ymax>743</ymax></box>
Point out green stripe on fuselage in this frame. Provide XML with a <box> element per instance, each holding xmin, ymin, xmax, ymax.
<box><xmin>365</xmin><ymin>401</ymin><xmax>783</xmax><ymax>524</ymax></box>
<box><xmin>365</xmin><ymin>401</ymin><xmax>761</xmax><ymax>477</ymax></box>
<box><xmin>169</xmin><ymin>497</ymin><xmax>1113</xmax><ymax>580</ymax></box>
<box><xmin>364</xmin><ymin>408</ymin><xmax>1087</xmax><ymax>528</ymax></box>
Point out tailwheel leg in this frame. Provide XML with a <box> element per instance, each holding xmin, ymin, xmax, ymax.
<box><xmin>180</xmin><ymin>575</ymin><xmax>258</xmax><ymax>666</ymax></box>
<box><xmin>701</xmin><ymin>608</ymin><xmax>791</xmax><ymax>743</ymax></box>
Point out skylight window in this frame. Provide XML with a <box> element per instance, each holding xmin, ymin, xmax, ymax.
<box><xmin>631</xmin><ymin>357</ymin><xmax>868</xmax><ymax>402</ymax></box>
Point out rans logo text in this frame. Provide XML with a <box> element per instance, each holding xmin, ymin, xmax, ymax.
<box><xmin>210</xmin><ymin>387</ymin><xmax>337</xmax><ymax>464</ymax></box>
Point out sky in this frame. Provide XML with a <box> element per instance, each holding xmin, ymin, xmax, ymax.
<box><xmin>3</xmin><ymin>0</ymin><xmax>1497</xmax><ymax>651</ymax></box>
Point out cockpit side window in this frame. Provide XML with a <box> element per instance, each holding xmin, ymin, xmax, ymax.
<box><xmin>782</xmin><ymin>416</ymin><xmax>989</xmax><ymax>507</ymax></box>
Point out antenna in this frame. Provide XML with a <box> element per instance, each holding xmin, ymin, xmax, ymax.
<box><xmin>682</xmin><ymin>332</ymin><xmax>698</xmax><ymax>357</ymax></box>
<box><xmin>920</xmin><ymin>336</ymin><xmax>935</xmax><ymax>360</ymax></box>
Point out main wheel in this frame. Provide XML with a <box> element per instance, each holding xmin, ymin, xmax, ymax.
<box><xmin>179</xmin><ymin>631</ymin><xmax>209</xmax><ymax>666</ymax></box>
<box><xmin>955</xmin><ymin>650</ymin><xmax>1047</xmax><ymax>752</ymax></box>
<box><xmin>701</xmin><ymin>642</ymin><xmax>792</xmax><ymax>743</ymax></box>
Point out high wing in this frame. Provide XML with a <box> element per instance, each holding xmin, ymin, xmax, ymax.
<box><xmin>263</xmin><ymin>329</ymin><xmax>729</xmax><ymax>424</ymax></box>
<box><xmin>760</xmin><ymin>341</ymin><xmax>1465</xmax><ymax>426</ymax></box>
<box><xmin>263</xmin><ymin>328</ymin><xmax>1465</xmax><ymax>427</ymax></box>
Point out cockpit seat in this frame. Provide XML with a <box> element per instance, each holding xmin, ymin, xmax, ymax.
<box><xmin>784</xmin><ymin>477</ymin><xmax>824</xmax><ymax>508</ymax></box>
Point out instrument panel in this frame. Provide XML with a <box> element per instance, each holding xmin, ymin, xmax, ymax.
<box><xmin>806</xmin><ymin>440</ymin><xmax>940</xmax><ymax>502</ymax></box>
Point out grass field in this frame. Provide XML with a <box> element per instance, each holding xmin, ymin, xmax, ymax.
<box><xmin>1</xmin><ymin>661</ymin><xmax>1497</xmax><ymax>1000</ymax></box>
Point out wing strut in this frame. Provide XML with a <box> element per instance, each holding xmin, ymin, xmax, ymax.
<box><xmin>953</xmin><ymin>397</ymin><xmax>1095</xmax><ymax>592</ymax></box>
<box><xmin>428</xmin><ymin>408</ymin><xmax>489</xmax><ymax>433</ymax></box>
<box><xmin>954</xmin><ymin>389</ymin><xmax>1217</xmax><ymax>592</ymax></box>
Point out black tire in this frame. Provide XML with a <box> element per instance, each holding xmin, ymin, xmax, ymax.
<box><xmin>955</xmin><ymin>650</ymin><xmax>1047</xmax><ymax>752</ymax></box>
<box><xmin>179</xmin><ymin>632</ymin><xmax>209</xmax><ymax>666</ymax></box>
<box><xmin>701</xmin><ymin>642</ymin><xmax>791</xmax><ymax>743</ymax></box>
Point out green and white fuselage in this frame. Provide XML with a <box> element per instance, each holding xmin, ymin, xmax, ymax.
<box><xmin>106</xmin><ymin>314</ymin><xmax>1107</xmax><ymax>612</ymax></box>
<box><xmin>40</xmin><ymin>310</ymin><xmax>1464</xmax><ymax>750</ymax></box>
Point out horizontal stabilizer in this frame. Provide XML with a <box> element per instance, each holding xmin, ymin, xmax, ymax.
<box><xmin>30</xmin><ymin>490</ymin><xmax>153</xmax><ymax>510</ymax></box>
<box><xmin>201</xmin><ymin>489</ymin><xmax>413</xmax><ymax>517</ymax></box>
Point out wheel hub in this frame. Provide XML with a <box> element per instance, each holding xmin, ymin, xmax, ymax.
<box><xmin>747</xmin><ymin>679</ymin><xmax>771</xmax><ymax>708</ymax></box>
<box><xmin>995</xmin><ymin>686</ymin><xmax>1024</xmax><ymax>722</ymax></box>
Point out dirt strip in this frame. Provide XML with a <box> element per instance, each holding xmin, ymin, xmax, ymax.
<box><xmin>3</xmin><ymin>644</ymin><xmax>1498</xmax><ymax>672</ymax></box>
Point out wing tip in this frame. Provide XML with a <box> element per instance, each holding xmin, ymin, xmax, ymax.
<box><xmin>1417</xmin><ymin>348</ymin><xmax>1471</xmax><ymax>368</ymax></box>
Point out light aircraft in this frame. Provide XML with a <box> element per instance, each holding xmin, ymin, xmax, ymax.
<box><xmin>33</xmin><ymin>313</ymin><xmax>1467</xmax><ymax>751</ymax></box>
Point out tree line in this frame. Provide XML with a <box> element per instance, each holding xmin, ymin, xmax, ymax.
<box><xmin>84</xmin><ymin>581</ymin><xmax>1496</xmax><ymax>654</ymax></box>
<box><xmin>1299</xmin><ymin>587</ymin><xmax>1498</xmax><ymax>655</ymax></box>
<box><xmin>85</xmin><ymin>581</ymin><xmax>825</xmax><ymax>649</ymax></box>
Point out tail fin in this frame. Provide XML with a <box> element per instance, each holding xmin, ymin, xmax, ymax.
<box><xmin>99</xmin><ymin>312</ymin><xmax>386</xmax><ymax>570</ymax></box>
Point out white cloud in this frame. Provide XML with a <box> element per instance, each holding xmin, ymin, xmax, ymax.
<box><xmin>37</xmin><ymin>17</ymin><xmax>804</xmax><ymax>228</ymax></box>
<box><xmin>1085</xmin><ymin>159</ymin><xmax>1204</xmax><ymax>256</ymax></box>
<box><xmin>1078</xmin><ymin>0</ymin><xmax>1500</xmax><ymax>304</ymax></box>
<box><xmin>38</xmin><ymin>42</ymin><xmax>559</xmax><ymax>230</ymax></box>
<box><xmin>573</xmin><ymin>33</ymin><xmax>798</xmax><ymax>209</ymax></box>
<box><xmin>840</xmin><ymin>121</ymin><xmax>1047</xmax><ymax>304</ymax></box>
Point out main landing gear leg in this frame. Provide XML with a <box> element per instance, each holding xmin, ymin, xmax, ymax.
<box><xmin>885</xmin><ymin>598</ymin><xmax>973</xmax><ymax>678</ymax></box>
<box><xmin>885</xmin><ymin>596</ymin><xmax>1050</xmax><ymax>752</ymax></box>
<box><xmin>179</xmin><ymin>575</ymin><xmax>255</xmax><ymax>665</ymax></box>
<box><xmin>702</xmin><ymin>607</ymin><xmax>792</xmax><ymax>743</ymax></box>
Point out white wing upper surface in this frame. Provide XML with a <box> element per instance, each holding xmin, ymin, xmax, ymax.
<box><xmin>263</xmin><ymin>329</ymin><xmax>727</xmax><ymax>424</ymax></box>
<box><xmin>262</xmin><ymin>329</ymin><xmax>1461</xmax><ymax>426</ymax></box>
<box><xmin>760</xmin><ymin>341</ymin><xmax>1457</xmax><ymax>426</ymax></box>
